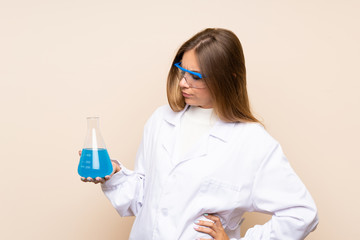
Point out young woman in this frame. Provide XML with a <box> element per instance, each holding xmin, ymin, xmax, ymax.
<box><xmin>81</xmin><ymin>28</ymin><xmax>318</xmax><ymax>240</ymax></box>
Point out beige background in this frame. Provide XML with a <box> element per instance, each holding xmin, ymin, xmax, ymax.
<box><xmin>1</xmin><ymin>0</ymin><xmax>359</xmax><ymax>239</ymax></box>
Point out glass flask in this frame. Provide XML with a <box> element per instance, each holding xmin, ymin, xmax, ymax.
<box><xmin>78</xmin><ymin>117</ymin><xmax>113</xmax><ymax>178</ymax></box>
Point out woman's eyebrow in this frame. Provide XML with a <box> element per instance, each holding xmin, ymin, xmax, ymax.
<box><xmin>181</xmin><ymin>64</ymin><xmax>201</xmax><ymax>73</ymax></box>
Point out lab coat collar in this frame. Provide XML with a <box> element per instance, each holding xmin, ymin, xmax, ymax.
<box><xmin>209</xmin><ymin>120</ymin><xmax>236</xmax><ymax>143</ymax></box>
<box><xmin>163</xmin><ymin>105</ymin><xmax>190</xmax><ymax>126</ymax></box>
<box><xmin>161</xmin><ymin>105</ymin><xmax>188</xmax><ymax>157</ymax></box>
<box><xmin>163</xmin><ymin>105</ymin><xmax>236</xmax><ymax>143</ymax></box>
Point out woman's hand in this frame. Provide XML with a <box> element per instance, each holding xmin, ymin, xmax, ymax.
<box><xmin>78</xmin><ymin>150</ymin><xmax>121</xmax><ymax>184</ymax></box>
<box><xmin>194</xmin><ymin>214</ymin><xmax>230</xmax><ymax>240</ymax></box>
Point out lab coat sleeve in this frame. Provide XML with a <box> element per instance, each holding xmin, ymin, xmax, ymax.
<box><xmin>101</xmin><ymin>124</ymin><xmax>149</xmax><ymax>217</ymax></box>
<box><xmin>100</xmin><ymin>107</ymin><xmax>160</xmax><ymax>217</ymax></box>
<box><xmin>241</xmin><ymin>144</ymin><xmax>318</xmax><ymax>240</ymax></box>
<box><xmin>100</xmin><ymin>135</ymin><xmax>146</xmax><ymax>217</ymax></box>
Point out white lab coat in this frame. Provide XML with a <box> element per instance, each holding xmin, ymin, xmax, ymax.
<box><xmin>102</xmin><ymin>105</ymin><xmax>318</xmax><ymax>240</ymax></box>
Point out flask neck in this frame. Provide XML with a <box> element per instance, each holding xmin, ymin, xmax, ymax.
<box><xmin>83</xmin><ymin>117</ymin><xmax>106</xmax><ymax>149</ymax></box>
<box><xmin>87</xmin><ymin>117</ymin><xmax>100</xmax><ymax>130</ymax></box>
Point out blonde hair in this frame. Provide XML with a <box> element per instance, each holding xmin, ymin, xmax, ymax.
<box><xmin>167</xmin><ymin>28</ymin><xmax>260</xmax><ymax>123</ymax></box>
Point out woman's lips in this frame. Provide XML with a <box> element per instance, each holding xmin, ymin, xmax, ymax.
<box><xmin>182</xmin><ymin>92</ymin><xmax>192</xmax><ymax>98</ymax></box>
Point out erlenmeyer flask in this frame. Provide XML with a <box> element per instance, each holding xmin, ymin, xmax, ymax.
<box><xmin>78</xmin><ymin>117</ymin><xmax>113</xmax><ymax>178</ymax></box>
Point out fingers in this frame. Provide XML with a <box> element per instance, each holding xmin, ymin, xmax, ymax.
<box><xmin>195</xmin><ymin>219</ymin><xmax>215</xmax><ymax>228</ymax></box>
<box><xmin>80</xmin><ymin>176</ymin><xmax>106</xmax><ymax>184</ymax></box>
<box><xmin>194</xmin><ymin>220</ymin><xmax>216</xmax><ymax>238</ymax></box>
<box><xmin>80</xmin><ymin>177</ymin><xmax>94</xmax><ymax>183</ymax></box>
<box><xmin>111</xmin><ymin>160</ymin><xmax>121</xmax><ymax>175</ymax></box>
<box><xmin>94</xmin><ymin>177</ymin><xmax>106</xmax><ymax>184</ymax></box>
<box><xmin>78</xmin><ymin>150</ymin><xmax>82</xmax><ymax>156</ymax></box>
<box><xmin>194</xmin><ymin>214</ymin><xmax>228</xmax><ymax>240</ymax></box>
<box><xmin>80</xmin><ymin>177</ymin><xmax>91</xmax><ymax>182</ymax></box>
<box><xmin>204</xmin><ymin>214</ymin><xmax>223</xmax><ymax>228</ymax></box>
<box><xmin>194</xmin><ymin>225</ymin><xmax>216</xmax><ymax>238</ymax></box>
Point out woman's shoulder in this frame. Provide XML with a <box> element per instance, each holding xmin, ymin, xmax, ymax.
<box><xmin>144</xmin><ymin>104</ymin><xmax>177</xmax><ymax>128</ymax></box>
<box><xmin>154</xmin><ymin>104</ymin><xmax>173</xmax><ymax>114</ymax></box>
<box><xmin>237</xmin><ymin>122</ymin><xmax>279</xmax><ymax>146</ymax></box>
<box><xmin>149</xmin><ymin>104</ymin><xmax>174</xmax><ymax>120</ymax></box>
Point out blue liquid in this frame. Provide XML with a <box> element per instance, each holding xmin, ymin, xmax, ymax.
<box><xmin>78</xmin><ymin>148</ymin><xmax>113</xmax><ymax>178</ymax></box>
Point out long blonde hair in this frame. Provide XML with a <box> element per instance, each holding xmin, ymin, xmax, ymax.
<box><xmin>167</xmin><ymin>28</ymin><xmax>260</xmax><ymax>123</ymax></box>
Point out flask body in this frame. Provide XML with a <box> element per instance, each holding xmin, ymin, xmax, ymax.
<box><xmin>78</xmin><ymin>117</ymin><xmax>113</xmax><ymax>178</ymax></box>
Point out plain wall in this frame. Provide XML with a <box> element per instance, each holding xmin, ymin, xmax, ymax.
<box><xmin>1</xmin><ymin>0</ymin><xmax>359</xmax><ymax>239</ymax></box>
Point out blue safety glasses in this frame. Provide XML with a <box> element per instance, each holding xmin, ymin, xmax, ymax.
<box><xmin>174</xmin><ymin>62</ymin><xmax>206</xmax><ymax>89</ymax></box>
<box><xmin>174</xmin><ymin>62</ymin><xmax>203</xmax><ymax>79</ymax></box>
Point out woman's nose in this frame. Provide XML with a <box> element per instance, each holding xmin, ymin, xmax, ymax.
<box><xmin>179</xmin><ymin>77</ymin><xmax>190</xmax><ymax>88</ymax></box>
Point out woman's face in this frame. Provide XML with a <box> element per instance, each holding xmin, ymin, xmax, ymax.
<box><xmin>179</xmin><ymin>49</ymin><xmax>213</xmax><ymax>109</ymax></box>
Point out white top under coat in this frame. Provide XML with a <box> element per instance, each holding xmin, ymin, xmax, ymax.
<box><xmin>179</xmin><ymin>106</ymin><xmax>217</xmax><ymax>158</ymax></box>
<box><xmin>101</xmin><ymin>105</ymin><xmax>318</xmax><ymax>240</ymax></box>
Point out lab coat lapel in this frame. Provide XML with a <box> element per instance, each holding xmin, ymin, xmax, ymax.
<box><xmin>209</xmin><ymin>120</ymin><xmax>236</xmax><ymax>143</ymax></box>
<box><xmin>161</xmin><ymin>105</ymin><xmax>236</xmax><ymax>165</ymax></box>
<box><xmin>161</xmin><ymin>106</ymin><xmax>188</xmax><ymax>157</ymax></box>
<box><xmin>181</xmin><ymin>119</ymin><xmax>236</xmax><ymax>162</ymax></box>
<box><xmin>161</xmin><ymin>122</ymin><xmax>177</xmax><ymax>157</ymax></box>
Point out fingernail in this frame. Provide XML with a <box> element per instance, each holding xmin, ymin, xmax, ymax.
<box><xmin>203</xmin><ymin>213</ymin><xmax>208</xmax><ymax>216</ymax></box>
<box><xmin>194</xmin><ymin>220</ymin><xmax>200</xmax><ymax>224</ymax></box>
